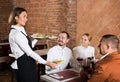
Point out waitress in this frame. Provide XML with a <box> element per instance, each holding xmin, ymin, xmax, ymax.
<box><xmin>8</xmin><ymin>7</ymin><xmax>56</xmax><ymax>82</ymax></box>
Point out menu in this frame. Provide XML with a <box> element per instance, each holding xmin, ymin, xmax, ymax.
<box><xmin>48</xmin><ymin>69</ymin><xmax>79</xmax><ymax>81</ymax></box>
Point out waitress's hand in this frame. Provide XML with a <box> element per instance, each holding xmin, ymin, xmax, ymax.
<box><xmin>46</xmin><ymin>61</ymin><xmax>57</xmax><ymax>69</ymax></box>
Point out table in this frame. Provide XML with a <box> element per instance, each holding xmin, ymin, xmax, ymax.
<box><xmin>40</xmin><ymin>69</ymin><xmax>82</xmax><ymax>82</ymax></box>
<box><xmin>0</xmin><ymin>42</ymin><xmax>9</xmax><ymax>46</ymax></box>
<box><xmin>35</xmin><ymin>49</ymin><xmax>49</xmax><ymax>56</ymax></box>
<box><xmin>9</xmin><ymin>49</ymin><xmax>49</xmax><ymax>58</ymax></box>
<box><xmin>0</xmin><ymin>56</ymin><xmax>11</xmax><ymax>63</ymax></box>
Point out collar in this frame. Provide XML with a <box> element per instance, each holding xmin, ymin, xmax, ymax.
<box><xmin>100</xmin><ymin>51</ymin><xmax>118</xmax><ymax>60</ymax></box>
<box><xmin>11</xmin><ymin>25</ymin><xmax>27</xmax><ymax>35</ymax></box>
<box><xmin>11</xmin><ymin>25</ymin><xmax>24</xmax><ymax>31</ymax></box>
<box><xmin>57</xmin><ymin>45</ymin><xmax>67</xmax><ymax>50</ymax></box>
<box><xmin>81</xmin><ymin>45</ymin><xmax>89</xmax><ymax>48</ymax></box>
<box><xmin>100</xmin><ymin>53</ymin><xmax>109</xmax><ymax>60</ymax></box>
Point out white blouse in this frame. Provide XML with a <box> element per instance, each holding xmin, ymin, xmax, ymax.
<box><xmin>9</xmin><ymin>25</ymin><xmax>46</xmax><ymax>69</ymax></box>
<box><xmin>73</xmin><ymin>45</ymin><xmax>95</xmax><ymax>59</ymax></box>
<box><xmin>70</xmin><ymin>45</ymin><xmax>95</xmax><ymax>68</ymax></box>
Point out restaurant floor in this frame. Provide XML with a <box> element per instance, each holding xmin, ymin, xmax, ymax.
<box><xmin>0</xmin><ymin>66</ymin><xmax>43</xmax><ymax>82</ymax></box>
<box><xmin>0</xmin><ymin>71</ymin><xmax>43</xmax><ymax>82</ymax></box>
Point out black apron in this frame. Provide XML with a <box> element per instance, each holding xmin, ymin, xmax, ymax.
<box><xmin>11</xmin><ymin>28</ymin><xmax>38</xmax><ymax>82</ymax></box>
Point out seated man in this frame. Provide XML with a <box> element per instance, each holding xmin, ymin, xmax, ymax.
<box><xmin>45</xmin><ymin>31</ymin><xmax>72</xmax><ymax>74</ymax></box>
<box><xmin>82</xmin><ymin>34</ymin><xmax>120</xmax><ymax>82</ymax></box>
<box><xmin>70</xmin><ymin>33</ymin><xmax>95</xmax><ymax>68</ymax></box>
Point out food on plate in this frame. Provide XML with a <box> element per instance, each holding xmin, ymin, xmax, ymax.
<box><xmin>31</xmin><ymin>33</ymin><xmax>45</xmax><ymax>38</ymax></box>
<box><xmin>48</xmin><ymin>36</ymin><xmax>58</xmax><ymax>39</ymax></box>
<box><xmin>31</xmin><ymin>33</ymin><xmax>57</xmax><ymax>39</ymax></box>
<box><xmin>52</xmin><ymin>60</ymin><xmax>64</xmax><ymax>64</ymax></box>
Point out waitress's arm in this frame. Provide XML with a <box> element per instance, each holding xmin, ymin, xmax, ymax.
<box><xmin>14</xmin><ymin>33</ymin><xmax>56</xmax><ymax>68</ymax></box>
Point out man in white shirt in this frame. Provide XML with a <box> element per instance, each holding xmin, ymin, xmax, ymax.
<box><xmin>46</xmin><ymin>31</ymin><xmax>72</xmax><ymax>74</ymax></box>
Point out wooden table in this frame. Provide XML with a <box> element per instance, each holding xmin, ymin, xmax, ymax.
<box><xmin>35</xmin><ymin>49</ymin><xmax>49</xmax><ymax>56</ymax></box>
<box><xmin>0</xmin><ymin>56</ymin><xmax>11</xmax><ymax>63</ymax></box>
<box><xmin>40</xmin><ymin>69</ymin><xmax>82</xmax><ymax>82</ymax></box>
<box><xmin>0</xmin><ymin>42</ymin><xmax>9</xmax><ymax>46</ymax></box>
<box><xmin>9</xmin><ymin>49</ymin><xmax>49</xmax><ymax>57</ymax></box>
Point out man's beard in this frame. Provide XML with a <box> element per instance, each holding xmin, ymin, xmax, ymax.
<box><xmin>58</xmin><ymin>41</ymin><xmax>64</xmax><ymax>46</ymax></box>
<box><xmin>58</xmin><ymin>43</ymin><xmax>62</xmax><ymax>46</ymax></box>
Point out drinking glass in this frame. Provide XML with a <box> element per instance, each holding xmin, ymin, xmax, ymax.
<box><xmin>76</xmin><ymin>57</ymin><xmax>83</xmax><ymax>76</ymax></box>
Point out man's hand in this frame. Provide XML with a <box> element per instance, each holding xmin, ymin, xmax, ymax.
<box><xmin>46</xmin><ymin>61</ymin><xmax>57</xmax><ymax>69</ymax></box>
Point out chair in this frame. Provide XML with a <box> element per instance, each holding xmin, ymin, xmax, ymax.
<box><xmin>0</xmin><ymin>56</ymin><xmax>14</xmax><ymax>82</ymax></box>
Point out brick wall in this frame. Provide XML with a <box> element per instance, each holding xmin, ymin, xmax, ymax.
<box><xmin>0</xmin><ymin>0</ymin><xmax>13</xmax><ymax>42</ymax></box>
<box><xmin>11</xmin><ymin>0</ymin><xmax>77</xmax><ymax>48</ymax></box>
<box><xmin>77</xmin><ymin>0</ymin><xmax>120</xmax><ymax>58</ymax></box>
<box><xmin>0</xmin><ymin>0</ymin><xmax>120</xmax><ymax>58</ymax></box>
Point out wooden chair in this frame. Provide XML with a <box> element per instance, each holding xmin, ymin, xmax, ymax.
<box><xmin>0</xmin><ymin>56</ymin><xmax>14</xmax><ymax>82</ymax></box>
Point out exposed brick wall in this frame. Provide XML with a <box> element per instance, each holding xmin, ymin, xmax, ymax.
<box><xmin>0</xmin><ymin>0</ymin><xmax>13</xmax><ymax>42</ymax></box>
<box><xmin>11</xmin><ymin>0</ymin><xmax>77</xmax><ymax>48</ymax></box>
<box><xmin>77</xmin><ymin>0</ymin><xmax>120</xmax><ymax>58</ymax></box>
<box><xmin>0</xmin><ymin>0</ymin><xmax>120</xmax><ymax>58</ymax></box>
<box><xmin>66</xmin><ymin>0</ymin><xmax>77</xmax><ymax>48</ymax></box>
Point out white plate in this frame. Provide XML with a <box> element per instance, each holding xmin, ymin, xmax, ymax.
<box><xmin>48</xmin><ymin>36</ymin><xmax>57</xmax><ymax>39</ymax></box>
<box><xmin>31</xmin><ymin>35</ymin><xmax>45</xmax><ymax>39</ymax></box>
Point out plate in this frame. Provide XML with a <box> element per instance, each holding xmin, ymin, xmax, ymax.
<box><xmin>31</xmin><ymin>36</ymin><xmax>45</xmax><ymax>39</ymax></box>
<box><xmin>31</xmin><ymin>33</ymin><xmax>45</xmax><ymax>39</ymax></box>
<box><xmin>31</xmin><ymin>33</ymin><xmax>57</xmax><ymax>40</ymax></box>
<box><xmin>48</xmin><ymin>36</ymin><xmax>57</xmax><ymax>39</ymax></box>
